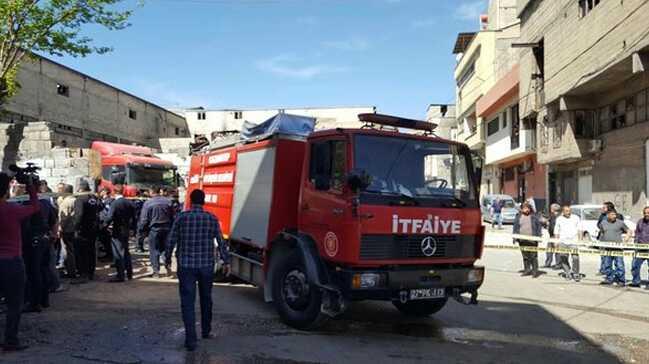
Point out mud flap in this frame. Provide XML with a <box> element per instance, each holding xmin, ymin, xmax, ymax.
<box><xmin>279</xmin><ymin>231</ymin><xmax>346</xmax><ymax>317</ymax></box>
<box><xmin>452</xmin><ymin>288</ymin><xmax>479</xmax><ymax>305</ymax></box>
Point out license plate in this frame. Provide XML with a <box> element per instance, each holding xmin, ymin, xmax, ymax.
<box><xmin>409</xmin><ymin>288</ymin><xmax>445</xmax><ymax>300</ymax></box>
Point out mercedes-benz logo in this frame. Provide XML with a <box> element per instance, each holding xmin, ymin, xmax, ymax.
<box><xmin>421</xmin><ymin>236</ymin><xmax>438</xmax><ymax>257</ymax></box>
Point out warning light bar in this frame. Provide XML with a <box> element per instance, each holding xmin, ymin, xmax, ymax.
<box><xmin>358</xmin><ymin>113</ymin><xmax>438</xmax><ymax>132</ymax></box>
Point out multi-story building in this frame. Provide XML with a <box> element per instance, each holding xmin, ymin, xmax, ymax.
<box><xmin>426</xmin><ymin>104</ymin><xmax>456</xmax><ymax>140</ymax></box>
<box><xmin>180</xmin><ymin>106</ymin><xmax>376</xmax><ymax>139</ymax></box>
<box><xmin>477</xmin><ymin>0</ymin><xmax>547</xmax><ymax>209</ymax></box>
<box><xmin>0</xmin><ymin>55</ymin><xmax>189</xmax><ymax>169</ymax></box>
<box><xmin>452</xmin><ymin>0</ymin><xmax>546</xmax><ymax>206</ymax></box>
<box><xmin>518</xmin><ymin>0</ymin><xmax>649</xmax><ymax>219</ymax></box>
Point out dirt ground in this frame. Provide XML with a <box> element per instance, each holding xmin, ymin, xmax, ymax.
<box><xmin>1</xmin><ymin>245</ymin><xmax>649</xmax><ymax>364</ymax></box>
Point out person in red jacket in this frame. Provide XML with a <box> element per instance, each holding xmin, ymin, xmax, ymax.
<box><xmin>0</xmin><ymin>172</ymin><xmax>40</xmax><ymax>352</ymax></box>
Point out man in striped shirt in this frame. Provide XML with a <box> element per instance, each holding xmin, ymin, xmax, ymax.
<box><xmin>166</xmin><ymin>189</ymin><xmax>229</xmax><ymax>351</ymax></box>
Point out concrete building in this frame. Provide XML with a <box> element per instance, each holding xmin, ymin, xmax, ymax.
<box><xmin>517</xmin><ymin>0</ymin><xmax>649</xmax><ymax>220</ymax></box>
<box><xmin>0</xmin><ymin>55</ymin><xmax>189</xmax><ymax>169</ymax></box>
<box><xmin>426</xmin><ymin>104</ymin><xmax>456</xmax><ymax>140</ymax></box>
<box><xmin>452</xmin><ymin>0</ymin><xmax>543</xmax><ymax>203</ymax></box>
<box><xmin>473</xmin><ymin>0</ymin><xmax>547</xmax><ymax>210</ymax></box>
<box><xmin>179</xmin><ymin>106</ymin><xmax>376</xmax><ymax>139</ymax></box>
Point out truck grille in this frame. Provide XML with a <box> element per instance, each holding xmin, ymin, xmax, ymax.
<box><xmin>359</xmin><ymin>234</ymin><xmax>475</xmax><ymax>261</ymax></box>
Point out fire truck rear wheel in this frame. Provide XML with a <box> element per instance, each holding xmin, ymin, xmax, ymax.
<box><xmin>392</xmin><ymin>298</ymin><xmax>448</xmax><ymax>317</ymax></box>
<box><xmin>271</xmin><ymin>250</ymin><xmax>325</xmax><ymax>330</ymax></box>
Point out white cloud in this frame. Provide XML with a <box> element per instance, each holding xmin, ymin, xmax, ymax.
<box><xmin>256</xmin><ymin>55</ymin><xmax>348</xmax><ymax>80</ymax></box>
<box><xmin>411</xmin><ymin>18</ymin><xmax>436</xmax><ymax>29</ymax></box>
<box><xmin>297</xmin><ymin>16</ymin><xmax>318</xmax><ymax>26</ymax></box>
<box><xmin>322</xmin><ymin>37</ymin><xmax>370</xmax><ymax>52</ymax></box>
<box><xmin>455</xmin><ymin>0</ymin><xmax>487</xmax><ymax>21</ymax></box>
<box><xmin>134</xmin><ymin>80</ymin><xmax>216</xmax><ymax>108</ymax></box>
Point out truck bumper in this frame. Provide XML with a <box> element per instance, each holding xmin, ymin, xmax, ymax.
<box><xmin>333</xmin><ymin>265</ymin><xmax>484</xmax><ymax>302</ymax></box>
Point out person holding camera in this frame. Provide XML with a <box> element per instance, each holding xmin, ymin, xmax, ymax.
<box><xmin>72</xmin><ymin>180</ymin><xmax>102</xmax><ymax>283</ymax></box>
<box><xmin>0</xmin><ymin>172</ymin><xmax>41</xmax><ymax>352</ymax></box>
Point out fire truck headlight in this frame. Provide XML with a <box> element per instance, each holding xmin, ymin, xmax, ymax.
<box><xmin>467</xmin><ymin>269</ymin><xmax>484</xmax><ymax>283</ymax></box>
<box><xmin>352</xmin><ymin>273</ymin><xmax>385</xmax><ymax>289</ymax></box>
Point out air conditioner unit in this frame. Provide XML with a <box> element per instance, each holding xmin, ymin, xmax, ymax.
<box><xmin>590</xmin><ymin>139</ymin><xmax>603</xmax><ymax>153</ymax></box>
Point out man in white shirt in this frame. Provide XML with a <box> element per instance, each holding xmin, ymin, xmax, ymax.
<box><xmin>555</xmin><ymin>205</ymin><xmax>582</xmax><ymax>282</ymax></box>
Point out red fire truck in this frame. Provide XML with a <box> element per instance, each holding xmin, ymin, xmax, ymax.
<box><xmin>92</xmin><ymin>141</ymin><xmax>178</xmax><ymax>197</ymax></box>
<box><xmin>186</xmin><ymin>113</ymin><xmax>485</xmax><ymax>329</ymax></box>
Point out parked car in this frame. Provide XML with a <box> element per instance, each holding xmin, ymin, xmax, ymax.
<box><xmin>570</xmin><ymin>204</ymin><xmax>636</xmax><ymax>241</ymax></box>
<box><xmin>481</xmin><ymin>194</ymin><xmax>519</xmax><ymax>224</ymax></box>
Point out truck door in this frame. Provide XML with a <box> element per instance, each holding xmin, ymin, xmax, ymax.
<box><xmin>300</xmin><ymin>138</ymin><xmax>353</xmax><ymax>262</ymax></box>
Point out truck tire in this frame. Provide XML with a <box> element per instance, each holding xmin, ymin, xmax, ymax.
<box><xmin>392</xmin><ymin>298</ymin><xmax>448</xmax><ymax>317</ymax></box>
<box><xmin>271</xmin><ymin>250</ymin><xmax>325</xmax><ymax>330</ymax></box>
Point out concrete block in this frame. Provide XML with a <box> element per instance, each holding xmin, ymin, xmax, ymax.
<box><xmin>44</xmin><ymin>159</ymin><xmax>55</xmax><ymax>169</ymax></box>
<box><xmin>39</xmin><ymin>131</ymin><xmax>54</xmax><ymax>140</ymax></box>
<box><xmin>54</xmin><ymin>159</ymin><xmax>71</xmax><ymax>168</ymax></box>
<box><xmin>51</xmin><ymin>148</ymin><xmax>70</xmax><ymax>160</ymax></box>
<box><xmin>50</xmin><ymin>168</ymin><xmax>69</xmax><ymax>177</ymax></box>
<box><xmin>70</xmin><ymin>158</ymin><xmax>89</xmax><ymax>169</ymax></box>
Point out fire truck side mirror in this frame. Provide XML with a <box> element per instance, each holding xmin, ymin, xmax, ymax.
<box><xmin>346</xmin><ymin>169</ymin><xmax>371</xmax><ymax>194</ymax></box>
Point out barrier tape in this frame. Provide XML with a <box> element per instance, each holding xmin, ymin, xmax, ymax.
<box><xmin>489</xmin><ymin>232</ymin><xmax>649</xmax><ymax>250</ymax></box>
<box><xmin>485</xmin><ymin>231</ymin><xmax>649</xmax><ymax>258</ymax></box>
<box><xmin>485</xmin><ymin>243</ymin><xmax>649</xmax><ymax>259</ymax></box>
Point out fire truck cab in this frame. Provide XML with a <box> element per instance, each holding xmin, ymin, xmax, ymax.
<box><xmin>187</xmin><ymin>113</ymin><xmax>485</xmax><ymax>329</ymax></box>
<box><xmin>92</xmin><ymin>141</ymin><xmax>178</xmax><ymax>197</ymax></box>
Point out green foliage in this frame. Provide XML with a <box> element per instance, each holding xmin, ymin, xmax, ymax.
<box><xmin>0</xmin><ymin>0</ymin><xmax>135</xmax><ymax>105</ymax></box>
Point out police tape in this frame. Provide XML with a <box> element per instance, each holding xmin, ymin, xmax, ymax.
<box><xmin>484</xmin><ymin>243</ymin><xmax>649</xmax><ymax>259</ymax></box>
<box><xmin>488</xmin><ymin>231</ymin><xmax>649</xmax><ymax>250</ymax></box>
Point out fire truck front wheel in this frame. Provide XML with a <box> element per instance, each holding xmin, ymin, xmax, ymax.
<box><xmin>271</xmin><ymin>250</ymin><xmax>325</xmax><ymax>330</ymax></box>
<box><xmin>392</xmin><ymin>298</ymin><xmax>448</xmax><ymax>317</ymax></box>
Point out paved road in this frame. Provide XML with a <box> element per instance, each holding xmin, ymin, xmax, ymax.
<box><xmin>2</xmin><ymin>231</ymin><xmax>648</xmax><ymax>364</ymax></box>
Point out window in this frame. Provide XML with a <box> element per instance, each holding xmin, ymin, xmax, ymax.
<box><xmin>197</xmin><ymin>112</ymin><xmax>206</xmax><ymax>120</ymax></box>
<box><xmin>503</xmin><ymin>167</ymin><xmax>515</xmax><ymax>181</ymax></box>
<box><xmin>511</xmin><ymin>105</ymin><xmax>520</xmax><ymax>150</ymax></box>
<box><xmin>234</xmin><ymin>111</ymin><xmax>243</xmax><ymax>120</ymax></box>
<box><xmin>626</xmin><ymin>96</ymin><xmax>636</xmax><ymax>125</ymax></box>
<box><xmin>487</xmin><ymin>118</ymin><xmax>499</xmax><ymax>136</ymax></box>
<box><xmin>309</xmin><ymin>140</ymin><xmax>346</xmax><ymax>191</ymax></box>
<box><xmin>128</xmin><ymin>109</ymin><xmax>137</xmax><ymax>120</ymax></box>
<box><xmin>502</xmin><ymin>111</ymin><xmax>508</xmax><ymax>128</ymax></box>
<box><xmin>638</xmin><ymin>89</ymin><xmax>647</xmax><ymax>123</ymax></box>
<box><xmin>56</xmin><ymin>83</ymin><xmax>69</xmax><ymax>97</ymax></box>
<box><xmin>175</xmin><ymin>127</ymin><xmax>180</xmax><ymax>136</ymax></box>
<box><xmin>574</xmin><ymin>110</ymin><xmax>595</xmax><ymax>139</ymax></box>
<box><xmin>579</xmin><ymin>0</ymin><xmax>601</xmax><ymax>18</ymax></box>
<box><xmin>457</xmin><ymin>61</ymin><xmax>476</xmax><ymax>88</ymax></box>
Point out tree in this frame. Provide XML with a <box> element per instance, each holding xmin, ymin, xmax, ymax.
<box><xmin>0</xmin><ymin>0</ymin><xmax>134</xmax><ymax>104</ymax></box>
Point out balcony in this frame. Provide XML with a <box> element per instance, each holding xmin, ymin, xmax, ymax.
<box><xmin>463</xmin><ymin>124</ymin><xmax>485</xmax><ymax>150</ymax></box>
<box><xmin>536</xmin><ymin>118</ymin><xmax>595</xmax><ymax>165</ymax></box>
<box><xmin>485</xmin><ymin>127</ymin><xmax>536</xmax><ymax>165</ymax></box>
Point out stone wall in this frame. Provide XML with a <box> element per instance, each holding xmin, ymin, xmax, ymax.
<box><xmin>23</xmin><ymin>147</ymin><xmax>101</xmax><ymax>191</ymax></box>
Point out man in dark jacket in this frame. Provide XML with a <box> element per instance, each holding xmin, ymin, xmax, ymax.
<box><xmin>104</xmin><ymin>185</ymin><xmax>136</xmax><ymax>282</ymax></box>
<box><xmin>22</xmin><ymin>198</ymin><xmax>57</xmax><ymax>312</ymax></box>
<box><xmin>513</xmin><ymin>202</ymin><xmax>543</xmax><ymax>278</ymax></box>
<box><xmin>139</xmin><ymin>186</ymin><xmax>175</xmax><ymax>278</ymax></box>
<box><xmin>72</xmin><ymin>180</ymin><xmax>102</xmax><ymax>283</ymax></box>
<box><xmin>544</xmin><ymin>203</ymin><xmax>562</xmax><ymax>269</ymax></box>
<box><xmin>97</xmin><ymin>188</ymin><xmax>114</xmax><ymax>262</ymax></box>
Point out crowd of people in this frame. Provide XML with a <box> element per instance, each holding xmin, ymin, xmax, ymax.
<box><xmin>510</xmin><ymin>200</ymin><xmax>649</xmax><ymax>288</ymax></box>
<box><xmin>0</xmin><ymin>172</ymin><xmax>198</xmax><ymax>352</ymax></box>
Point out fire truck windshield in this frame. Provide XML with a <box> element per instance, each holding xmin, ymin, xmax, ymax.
<box><xmin>354</xmin><ymin>135</ymin><xmax>477</xmax><ymax>208</ymax></box>
<box><xmin>127</xmin><ymin>166</ymin><xmax>176</xmax><ymax>187</ymax></box>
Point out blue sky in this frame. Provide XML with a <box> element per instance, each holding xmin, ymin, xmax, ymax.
<box><xmin>56</xmin><ymin>0</ymin><xmax>487</xmax><ymax>119</ymax></box>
